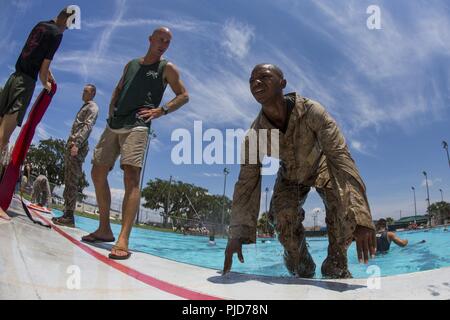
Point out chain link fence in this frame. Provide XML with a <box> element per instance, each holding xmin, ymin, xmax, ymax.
<box><xmin>15</xmin><ymin>173</ymin><xmax>224</xmax><ymax>237</ymax></box>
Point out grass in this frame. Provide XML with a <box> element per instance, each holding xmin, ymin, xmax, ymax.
<box><xmin>50</xmin><ymin>202</ymin><xmax>179</xmax><ymax>234</ymax></box>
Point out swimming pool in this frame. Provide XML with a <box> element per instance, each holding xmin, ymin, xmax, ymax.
<box><xmin>56</xmin><ymin>211</ymin><xmax>450</xmax><ymax>279</ymax></box>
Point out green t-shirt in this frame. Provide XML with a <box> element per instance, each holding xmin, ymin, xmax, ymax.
<box><xmin>108</xmin><ymin>58</ymin><xmax>168</xmax><ymax>130</ymax></box>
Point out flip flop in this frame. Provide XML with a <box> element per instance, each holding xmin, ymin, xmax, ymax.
<box><xmin>81</xmin><ymin>233</ymin><xmax>115</xmax><ymax>243</ymax></box>
<box><xmin>108</xmin><ymin>245</ymin><xmax>131</xmax><ymax>260</ymax></box>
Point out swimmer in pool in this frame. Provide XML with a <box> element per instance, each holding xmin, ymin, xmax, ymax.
<box><xmin>375</xmin><ymin>219</ymin><xmax>408</xmax><ymax>254</ymax></box>
<box><xmin>208</xmin><ymin>227</ymin><xmax>216</xmax><ymax>246</ymax></box>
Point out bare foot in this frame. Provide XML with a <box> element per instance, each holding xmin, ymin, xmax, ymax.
<box><xmin>0</xmin><ymin>208</ymin><xmax>11</xmax><ymax>221</ymax></box>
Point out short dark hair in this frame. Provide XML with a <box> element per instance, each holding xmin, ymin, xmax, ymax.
<box><xmin>254</xmin><ymin>63</ymin><xmax>284</xmax><ymax>79</ymax></box>
<box><xmin>86</xmin><ymin>84</ymin><xmax>96</xmax><ymax>96</ymax></box>
<box><xmin>376</xmin><ymin>218</ymin><xmax>387</xmax><ymax>229</ymax></box>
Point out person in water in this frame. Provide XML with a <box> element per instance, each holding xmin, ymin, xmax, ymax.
<box><xmin>223</xmin><ymin>64</ymin><xmax>376</xmax><ymax>279</ymax></box>
<box><xmin>208</xmin><ymin>227</ymin><xmax>216</xmax><ymax>246</ymax></box>
<box><xmin>375</xmin><ymin>219</ymin><xmax>408</xmax><ymax>254</ymax></box>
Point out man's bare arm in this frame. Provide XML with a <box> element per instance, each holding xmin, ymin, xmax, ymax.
<box><xmin>388</xmin><ymin>232</ymin><xmax>408</xmax><ymax>247</ymax></box>
<box><xmin>39</xmin><ymin>59</ymin><xmax>52</xmax><ymax>92</ymax></box>
<box><xmin>162</xmin><ymin>62</ymin><xmax>189</xmax><ymax>113</ymax></box>
<box><xmin>108</xmin><ymin>62</ymin><xmax>130</xmax><ymax>117</ymax></box>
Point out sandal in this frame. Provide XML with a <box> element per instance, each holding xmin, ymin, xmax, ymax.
<box><xmin>81</xmin><ymin>233</ymin><xmax>115</xmax><ymax>243</ymax></box>
<box><xmin>108</xmin><ymin>245</ymin><xmax>131</xmax><ymax>260</ymax></box>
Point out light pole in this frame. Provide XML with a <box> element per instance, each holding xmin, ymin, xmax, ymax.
<box><xmin>423</xmin><ymin>171</ymin><xmax>432</xmax><ymax>226</ymax></box>
<box><xmin>439</xmin><ymin>188</ymin><xmax>444</xmax><ymax>202</ymax></box>
<box><xmin>166</xmin><ymin>175</ymin><xmax>172</xmax><ymax>227</ymax></box>
<box><xmin>136</xmin><ymin>135</ymin><xmax>152</xmax><ymax>224</ymax></box>
<box><xmin>443</xmin><ymin>141</ymin><xmax>450</xmax><ymax>168</ymax></box>
<box><xmin>221</xmin><ymin>167</ymin><xmax>230</xmax><ymax>233</ymax></box>
<box><xmin>411</xmin><ymin>186</ymin><xmax>417</xmax><ymax>222</ymax></box>
<box><xmin>265</xmin><ymin>187</ymin><xmax>269</xmax><ymax>234</ymax></box>
<box><xmin>313</xmin><ymin>208</ymin><xmax>320</xmax><ymax>232</ymax></box>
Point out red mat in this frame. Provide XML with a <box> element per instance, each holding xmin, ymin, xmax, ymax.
<box><xmin>0</xmin><ymin>83</ymin><xmax>57</xmax><ymax>210</ymax></box>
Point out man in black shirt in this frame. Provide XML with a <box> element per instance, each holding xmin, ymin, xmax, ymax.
<box><xmin>0</xmin><ymin>7</ymin><xmax>73</xmax><ymax>221</ymax></box>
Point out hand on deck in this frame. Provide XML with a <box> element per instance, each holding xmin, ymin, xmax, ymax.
<box><xmin>222</xmin><ymin>238</ymin><xmax>244</xmax><ymax>275</ymax></box>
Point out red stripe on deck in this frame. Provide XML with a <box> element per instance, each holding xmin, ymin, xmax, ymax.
<box><xmin>32</xmin><ymin>210</ymin><xmax>223</xmax><ymax>300</ymax></box>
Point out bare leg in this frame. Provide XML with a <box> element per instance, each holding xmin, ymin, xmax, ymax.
<box><xmin>0</xmin><ymin>113</ymin><xmax>18</xmax><ymax>221</ymax></box>
<box><xmin>111</xmin><ymin>165</ymin><xmax>141</xmax><ymax>257</ymax></box>
<box><xmin>89</xmin><ymin>164</ymin><xmax>114</xmax><ymax>238</ymax></box>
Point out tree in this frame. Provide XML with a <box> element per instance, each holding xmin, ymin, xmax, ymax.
<box><xmin>428</xmin><ymin>201</ymin><xmax>450</xmax><ymax>225</ymax></box>
<box><xmin>142</xmin><ymin>178</ymin><xmax>232</xmax><ymax>229</ymax></box>
<box><xmin>25</xmin><ymin>138</ymin><xmax>89</xmax><ymax>196</ymax></box>
<box><xmin>201</xmin><ymin>194</ymin><xmax>231</xmax><ymax>226</ymax></box>
<box><xmin>386</xmin><ymin>217</ymin><xmax>395</xmax><ymax>225</ymax></box>
<box><xmin>257</xmin><ymin>212</ymin><xmax>275</xmax><ymax>236</ymax></box>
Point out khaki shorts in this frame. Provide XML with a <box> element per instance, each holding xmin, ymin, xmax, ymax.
<box><xmin>92</xmin><ymin>126</ymin><xmax>149</xmax><ymax>169</ymax></box>
<box><xmin>0</xmin><ymin>72</ymin><xmax>36</xmax><ymax>127</ymax></box>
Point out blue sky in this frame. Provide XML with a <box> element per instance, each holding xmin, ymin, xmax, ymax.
<box><xmin>1</xmin><ymin>0</ymin><xmax>449</xmax><ymax>227</ymax></box>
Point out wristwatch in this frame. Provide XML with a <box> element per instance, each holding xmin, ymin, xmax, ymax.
<box><xmin>161</xmin><ymin>105</ymin><xmax>170</xmax><ymax>115</ymax></box>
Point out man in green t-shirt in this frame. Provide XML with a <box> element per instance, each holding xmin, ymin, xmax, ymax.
<box><xmin>82</xmin><ymin>27</ymin><xmax>189</xmax><ymax>260</ymax></box>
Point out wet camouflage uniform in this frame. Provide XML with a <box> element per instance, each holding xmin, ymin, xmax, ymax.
<box><xmin>31</xmin><ymin>175</ymin><xmax>52</xmax><ymax>207</ymax></box>
<box><xmin>229</xmin><ymin>93</ymin><xmax>375</xmax><ymax>278</ymax></box>
<box><xmin>63</xmin><ymin>101</ymin><xmax>98</xmax><ymax>217</ymax></box>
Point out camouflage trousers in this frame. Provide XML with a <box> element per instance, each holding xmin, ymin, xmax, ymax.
<box><xmin>269</xmin><ymin>173</ymin><xmax>355</xmax><ymax>279</ymax></box>
<box><xmin>63</xmin><ymin>145</ymin><xmax>88</xmax><ymax>216</ymax></box>
<box><xmin>31</xmin><ymin>181</ymin><xmax>50</xmax><ymax>207</ymax></box>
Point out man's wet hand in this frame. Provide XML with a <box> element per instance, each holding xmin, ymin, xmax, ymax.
<box><xmin>222</xmin><ymin>238</ymin><xmax>244</xmax><ymax>275</ymax></box>
<box><xmin>354</xmin><ymin>225</ymin><xmax>376</xmax><ymax>264</ymax></box>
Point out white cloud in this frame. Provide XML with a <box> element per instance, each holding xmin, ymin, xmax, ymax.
<box><xmin>275</xmin><ymin>0</ymin><xmax>450</xmax><ymax>135</ymax></box>
<box><xmin>52</xmin><ymin>0</ymin><xmax>129</xmax><ymax>83</ymax></box>
<box><xmin>148</xmin><ymin>137</ymin><xmax>164</xmax><ymax>153</ymax></box>
<box><xmin>11</xmin><ymin>0</ymin><xmax>33</xmax><ymax>12</ymax></box>
<box><xmin>421</xmin><ymin>178</ymin><xmax>442</xmax><ymax>188</ymax></box>
<box><xmin>351</xmin><ymin>140</ymin><xmax>362</xmax><ymax>152</ymax></box>
<box><xmin>84</xmin><ymin>18</ymin><xmax>206</xmax><ymax>32</ymax></box>
<box><xmin>349</xmin><ymin>139</ymin><xmax>375</xmax><ymax>156</ymax></box>
<box><xmin>35</xmin><ymin>124</ymin><xmax>50</xmax><ymax>141</ymax></box>
<box><xmin>162</xmin><ymin>66</ymin><xmax>255</xmax><ymax>129</ymax></box>
<box><xmin>202</xmin><ymin>173</ymin><xmax>222</xmax><ymax>177</ymax></box>
<box><xmin>221</xmin><ymin>19</ymin><xmax>255</xmax><ymax>60</ymax></box>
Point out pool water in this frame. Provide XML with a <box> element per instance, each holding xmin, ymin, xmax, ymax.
<box><xmin>57</xmin><ymin>211</ymin><xmax>450</xmax><ymax>279</ymax></box>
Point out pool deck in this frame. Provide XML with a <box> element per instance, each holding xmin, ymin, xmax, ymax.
<box><xmin>1</xmin><ymin>196</ymin><xmax>450</xmax><ymax>300</ymax></box>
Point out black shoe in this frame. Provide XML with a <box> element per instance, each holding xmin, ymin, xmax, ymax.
<box><xmin>52</xmin><ymin>216</ymin><xmax>75</xmax><ymax>228</ymax></box>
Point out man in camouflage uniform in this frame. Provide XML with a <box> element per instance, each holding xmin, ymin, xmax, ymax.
<box><xmin>52</xmin><ymin>84</ymin><xmax>98</xmax><ymax>227</ymax></box>
<box><xmin>31</xmin><ymin>174</ymin><xmax>52</xmax><ymax>207</ymax></box>
<box><xmin>223</xmin><ymin>64</ymin><xmax>376</xmax><ymax>279</ymax></box>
